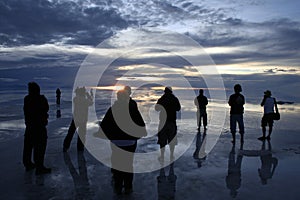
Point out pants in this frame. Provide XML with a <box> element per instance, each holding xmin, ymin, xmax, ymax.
<box><xmin>63</xmin><ymin>119</ymin><xmax>86</xmax><ymax>150</ymax></box>
<box><xmin>230</xmin><ymin>114</ymin><xmax>244</xmax><ymax>134</ymax></box>
<box><xmin>197</xmin><ymin>109</ymin><xmax>207</xmax><ymax>127</ymax></box>
<box><xmin>23</xmin><ymin>126</ymin><xmax>47</xmax><ymax>169</ymax></box>
<box><xmin>111</xmin><ymin>142</ymin><xmax>137</xmax><ymax>190</ymax></box>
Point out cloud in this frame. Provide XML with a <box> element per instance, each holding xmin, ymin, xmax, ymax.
<box><xmin>1</xmin><ymin>0</ymin><xmax>300</xmax><ymax>73</ymax></box>
<box><xmin>0</xmin><ymin>0</ymin><xmax>133</xmax><ymax>46</ymax></box>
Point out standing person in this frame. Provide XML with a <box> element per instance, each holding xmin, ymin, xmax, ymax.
<box><xmin>23</xmin><ymin>82</ymin><xmax>51</xmax><ymax>175</ymax></box>
<box><xmin>194</xmin><ymin>89</ymin><xmax>208</xmax><ymax>131</ymax></box>
<box><xmin>155</xmin><ymin>87</ymin><xmax>181</xmax><ymax>162</ymax></box>
<box><xmin>63</xmin><ymin>87</ymin><xmax>93</xmax><ymax>152</ymax></box>
<box><xmin>258</xmin><ymin>90</ymin><xmax>277</xmax><ymax>140</ymax></box>
<box><xmin>56</xmin><ymin>88</ymin><xmax>61</xmax><ymax>105</ymax></box>
<box><xmin>228</xmin><ymin>84</ymin><xmax>245</xmax><ymax>144</ymax></box>
<box><xmin>101</xmin><ymin>90</ymin><xmax>147</xmax><ymax>194</ymax></box>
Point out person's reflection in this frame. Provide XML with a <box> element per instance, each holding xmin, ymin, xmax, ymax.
<box><xmin>157</xmin><ymin>163</ymin><xmax>177</xmax><ymax>200</ymax></box>
<box><xmin>56</xmin><ymin>105</ymin><xmax>61</xmax><ymax>118</ymax></box>
<box><xmin>63</xmin><ymin>152</ymin><xmax>92</xmax><ymax>200</ymax></box>
<box><xmin>226</xmin><ymin>144</ymin><xmax>243</xmax><ymax>198</ymax></box>
<box><xmin>193</xmin><ymin>130</ymin><xmax>207</xmax><ymax>168</ymax></box>
<box><xmin>258</xmin><ymin>140</ymin><xmax>278</xmax><ymax>185</ymax></box>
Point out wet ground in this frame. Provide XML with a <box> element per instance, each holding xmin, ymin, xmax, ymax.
<box><xmin>1</xmin><ymin>114</ymin><xmax>300</xmax><ymax>200</ymax></box>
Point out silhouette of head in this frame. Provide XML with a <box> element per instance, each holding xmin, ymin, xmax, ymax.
<box><xmin>234</xmin><ymin>84</ymin><xmax>242</xmax><ymax>93</ymax></box>
<box><xmin>117</xmin><ymin>90</ymin><xmax>129</xmax><ymax>102</ymax></box>
<box><xmin>199</xmin><ymin>89</ymin><xmax>204</xmax><ymax>95</ymax></box>
<box><xmin>124</xmin><ymin>86</ymin><xmax>132</xmax><ymax>95</ymax></box>
<box><xmin>28</xmin><ymin>82</ymin><xmax>40</xmax><ymax>96</ymax></box>
<box><xmin>264</xmin><ymin>90</ymin><xmax>272</xmax><ymax>97</ymax></box>
<box><xmin>164</xmin><ymin>86</ymin><xmax>173</xmax><ymax>94</ymax></box>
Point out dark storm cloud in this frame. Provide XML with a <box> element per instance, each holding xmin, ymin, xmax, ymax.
<box><xmin>0</xmin><ymin>0</ymin><xmax>133</xmax><ymax>46</ymax></box>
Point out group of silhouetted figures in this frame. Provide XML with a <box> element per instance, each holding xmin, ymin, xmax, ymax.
<box><xmin>22</xmin><ymin>81</ymin><xmax>280</xmax><ymax>196</ymax></box>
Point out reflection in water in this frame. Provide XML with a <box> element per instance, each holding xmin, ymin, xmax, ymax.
<box><xmin>63</xmin><ymin>152</ymin><xmax>93</xmax><ymax>200</ymax></box>
<box><xmin>157</xmin><ymin>163</ymin><xmax>177</xmax><ymax>200</ymax></box>
<box><xmin>228</xmin><ymin>140</ymin><xmax>279</xmax><ymax>197</ymax></box>
<box><xmin>240</xmin><ymin>140</ymin><xmax>278</xmax><ymax>185</ymax></box>
<box><xmin>226</xmin><ymin>144</ymin><xmax>243</xmax><ymax>198</ymax></box>
<box><xmin>56</xmin><ymin>105</ymin><xmax>61</xmax><ymax>118</ymax></box>
<box><xmin>254</xmin><ymin>140</ymin><xmax>278</xmax><ymax>185</ymax></box>
<box><xmin>193</xmin><ymin>130</ymin><xmax>207</xmax><ymax>168</ymax></box>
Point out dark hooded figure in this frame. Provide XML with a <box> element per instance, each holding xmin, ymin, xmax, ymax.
<box><xmin>101</xmin><ymin>89</ymin><xmax>147</xmax><ymax>195</ymax></box>
<box><xmin>23</xmin><ymin>82</ymin><xmax>51</xmax><ymax>175</ymax></box>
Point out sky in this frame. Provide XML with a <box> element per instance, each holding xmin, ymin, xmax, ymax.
<box><xmin>0</xmin><ymin>0</ymin><xmax>299</xmax><ymax>102</ymax></box>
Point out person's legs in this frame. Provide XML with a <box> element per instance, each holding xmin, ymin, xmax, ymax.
<box><xmin>230</xmin><ymin>115</ymin><xmax>237</xmax><ymax>143</ymax></box>
<box><xmin>203</xmin><ymin>112</ymin><xmax>208</xmax><ymax>129</ymax></box>
<box><xmin>122</xmin><ymin>143</ymin><xmax>136</xmax><ymax>194</ymax></box>
<box><xmin>259</xmin><ymin>115</ymin><xmax>268</xmax><ymax>140</ymax></box>
<box><xmin>237</xmin><ymin>115</ymin><xmax>244</xmax><ymax>143</ymax></box>
<box><xmin>196</xmin><ymin>110</ymin><xmax>200</xmax><ymax>130</ymax></box>
<box><xmin>167</xmin><ymin>122</ymin><xmax>177</xmax><ymax>160</ymax></box>
<box><xmin>63</xmin><ymin>119</ymin><xmax>76</xmax><ymax>151</ymax></box>
<box><xmin>199</xmin><ymin>114</ymin><xmax>202</xmax><ymax>129</ymax></box>
<box><xmin>34</xmin><ymin>127</ymin><xmax>51</xmax><ymax>174</ymax></box>
<box><xmin>110</xmin><ymin>144</ymin><xmax>123</xmax><ymax>194</ymax></box>
<box><xmin>158</xmin><ymin>123</ymin><xmax>167</xmax><ymax>161</ymax></box>
<box><xmin>266</xmin><ymin>117</ymin><xmax>274</xmax><ymax>139</ymax></box>
<box><xmin>159</xmin><ymin>146</ymin><xmax>165</xmax><ymax>162</ymax></box>
<box><xmin>77</xmin><ymin>123</ymin><xmax>86</xmax><ymax>151</ymax></box>
<box><xmin>23</xmin><ymin>128</ymin><xmax>35</xmax><ymax>170</ymax></box>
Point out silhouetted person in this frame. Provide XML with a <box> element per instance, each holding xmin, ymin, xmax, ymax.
<box><xmin>56</xmin><ymin>88</ymin><xmax>61</xmax><ymax>105</ymax></box>
<box><xmin>23</xmin><ymin>82</ymin><xmax>51</xmax><ymax>175</ymax></box>
<box><xmin>226</xmin><ymin>144</ymin><xmax>243</xmax><ymax>198</ymax></box>
<box><xmin>258</xmin><ymin>90</ymin><xmax>278</xmax><ymax>140</ymax></box>
<box><xmin>63</xmin><ymin>87</ymin><xmax>93</xmax><ymax>152</ymax></box>
<box><xmin>101</xmin><ymin>89</ymin><xmax>147</xmax><ymax>195</ymax></box>
<box><xmin>157</xmin><ymin>163</ymin><xmax>177</xmax><ymax>200</ymax></box>
<box><xmin>194</xmin><ymin>89</ymin><xmax>208</xmax><ymax>131</ymax></box>
<box><xmin>193</xmin><ymin>130</ymin><xmax>207</xmax><ymax>168</ymax></box>
<box><xmin>155</xmin><ymin>87</ymin><xmax>181</xmax><ymax>162</ymax></box>
<box><xmin>258</xmin><ymin>140</ymin><xmax>278</xmax><ymax>185</ymax></box>
<box><xmin>63</xmin><ymin>152</ymin><xmax>92</xmax><ymax>199</ymax></box>
<box><xmin>228</xmin><ymin>84</ymin><xmax>245</xmax><ymax>144</ymax></box>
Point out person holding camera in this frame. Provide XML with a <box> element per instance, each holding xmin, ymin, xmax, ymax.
<box><xmin>258</xmin><ymin>90</ymin><xmax>277</xmax><ymax>140</ymax></box>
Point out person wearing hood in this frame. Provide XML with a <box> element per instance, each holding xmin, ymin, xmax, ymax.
<box><xmin>155</xmin><ymin>86</ymin><xmax>181</xmax><ymax>162</ymax></box>
<box><xmin>23</xmin><ymin>82</ymin><xmax>51</xmax><ymax>175</ymax></box>
<box><xmin>101</xmin><ymin>89</ymin><xmax>147</xmax><ymax>195</ymax></box>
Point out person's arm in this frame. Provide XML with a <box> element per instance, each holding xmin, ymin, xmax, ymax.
<box><xmin>205</xmin><ymin>96</ymin><xmax>208</xmax><ymax>106</ymax></box>
<box><xmin>155</xmin><ymin>98</ymin><xmax>162</xmax><ymax>111</ymax></box>
<box><xmin>130</xmin><ymin>100</ymin><xmax>145</xmax><ymax>127</ymax></box>
<box><xmin>273</xmin><ymin>98</ymin><xmax>279</xmax><ymax>113</ymax></box>
<box><xmin>23</xmin><ymin>97</ymin><xmax>29</xmax><ymax>125</ymax></box>
<box><xmin>100</xmin><ymin>108</ymin><xmax>113</xmax><ymax>135</ymax></box>
<box><xmin>242</xmin><ymin>95</ymin><xmax>245</xmax><ymax>105</ymax></box>
<box><xmin>228</xmin><ymin>95</ymin><xmax>233</xmax><ymax>106</ymax></box>
<box><xmin>175</xmin><ymin>97</ymin><xmax>181</xmax><ymax>111</ymax></box>
<box><xmin>194</xmin><ymin>97</ymin><xmax>199</xmax><ymax>107</ymax></box>
<box><xmin>261</xmin><ymin>96</ymin><xmax>266</xmax><ymax>107</ymax></box>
